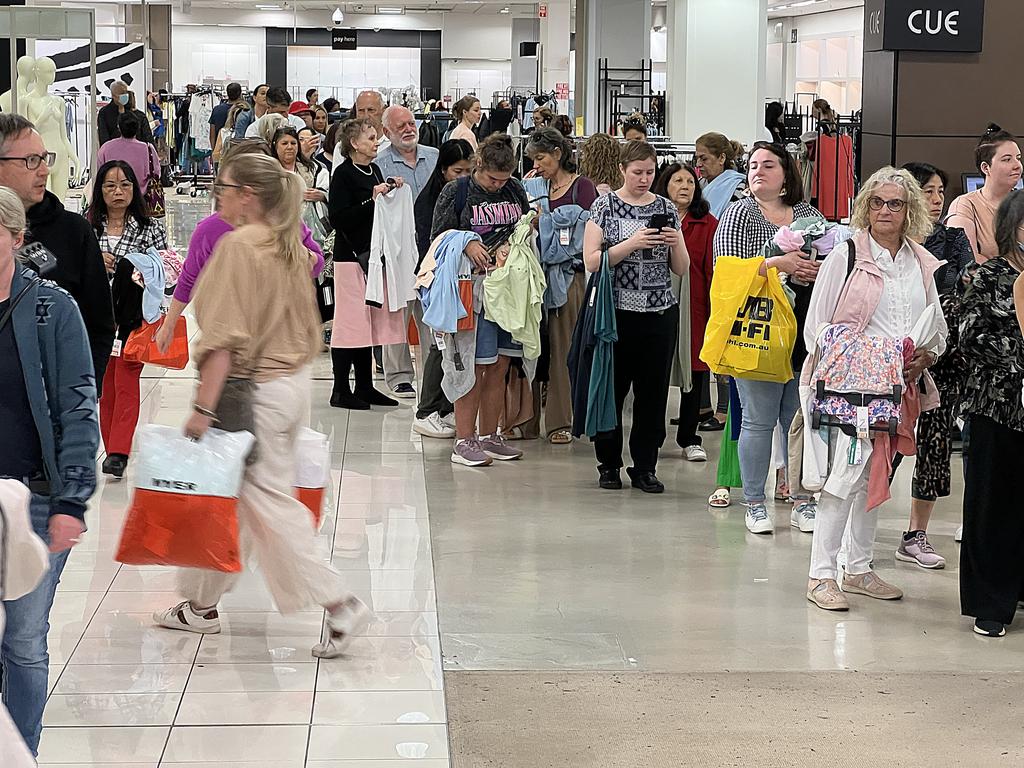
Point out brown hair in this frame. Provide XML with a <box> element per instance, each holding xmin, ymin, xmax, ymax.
<box><xmin>221</xmin><ymin>138</ymin><xmax>272</xmax><ymax>162</ymax></box>
<box><xmin>695</xmin><ymin>132</ymin><xmax>745</xmax><ymax>170</ymax></box>
<box><xmin>453</xmin><ymin>96</ymin><xmax>480</xmax><ymax>124</ymax></box>
<box><xmin>995</xmin><ymin>189</ymin><xmax>1024</xmax><ymax>271</ymax></box>
<box><xmin>619</xmin><ymin>139</ymin><xmax>657</xmax><ymax>168</ymax></box>
<box><xmin>477</xmin><ymin>133</ymin><xmax>516</xmax><ymax>173</ymax></box>
<box><xmin>749</xmin><ymin>141</ymin><xmax>804</xmax><ymax>207</ymax></box>
<box><xmin>812</xmin><ymin>98</ymin><xmax>836</xmax><ymax>123</ymax></box>
<box><xmin>338</xmin><ymin>118</ymin><xmax>376</xmax><ymax>158</ymax></box>
<box><xmin>579</xmin><ymin>133</ymin><xmax>623</xmax><ymax>189</ymax></box>
<box><xmin>976</xmin><ymin>123</ymin><xmax>1020</xmax><ymax>172</ymax></box>
<box><xmin>323</xmin><ymin>121</ymin><xmax>342</xmax><ymax>157</ymax></box>
<box><xmin>533</xmin><ymin>106</ymin><xmax>555</xmax><ymax>127</ymax></box>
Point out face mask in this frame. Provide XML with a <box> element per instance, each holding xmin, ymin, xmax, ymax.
<box><xmin>117</xmin><ymin>93</ymin><xmax>130</xmax><ymax>106</ymax></box>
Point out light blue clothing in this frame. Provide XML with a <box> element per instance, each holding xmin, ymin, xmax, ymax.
<box><xmin>703</xmin><ymin>169</ymin><xmax>746</xmax><ymax>219</ymax></box>
<box><xmin>419</xmin><ymin>230</ymin><xmax>481</xmax><ymax>333</ymax></box>
<box><xmin>1</xmin><ymin>494</ymin><xmax>71</xmax><ymax>756</ymax></box>
<box><xmin>734</xmin><ymin>377</ymin><xmax>803</xmax><ymax>504</ymax></box>
<box><xmin>526</xmin><ymin>177</ymin><xmax>590</xmax><ymax>310</ymax></box>
<box><xmin>124</xmin><ymin>248</ymin><xmax>166</xmax><ymax>324</ymax></box>
<box><xmin>374</xmin><ymin>143</ymin><xmax>439</xmax><ymax>200</ymax></box>
<box><xmin>233</xmin><ymin>108</ymin><xmax>254</xmax><ymax>139</ymax></box>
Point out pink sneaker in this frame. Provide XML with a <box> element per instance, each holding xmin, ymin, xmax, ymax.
<box><xmin>451</xmin><ymin>437</ymin><xmax>492</xmax><ymax>467</ymax></box>
<box><xmin>480</xmin><ymin>433</ymin><xmax>523</xmax><ymax>461</ymax></box>
<box><xmin>895</xmin><ymin>531</ymin><xmax>946</xmax><ymax>569</ymax></box>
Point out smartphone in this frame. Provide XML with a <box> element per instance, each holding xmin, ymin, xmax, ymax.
<box><xmin>647</xmin><ymin>213</ymin><xmax>672</xmax><ymax>231</ymax></box>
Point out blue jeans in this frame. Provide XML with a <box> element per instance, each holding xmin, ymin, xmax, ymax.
<box><xmin>734</xmin><ymin>377</ymin><xmax>800</xmax><ymax>504</ymax></box>
<box><xmin>2</xmin><ymin>494</ymin><xmax>70</xmax><ymax>756</ymax></box>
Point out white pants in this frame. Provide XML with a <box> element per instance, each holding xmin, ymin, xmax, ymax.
<box><xmin>808</xmin><ymin>437</ymin><xmax>878</xmax><ymax>581</ymax></box>
<box><xmin>179</xmin><ymin>369</ymin><xmax>351</xmax><ymax>614</ymax></box>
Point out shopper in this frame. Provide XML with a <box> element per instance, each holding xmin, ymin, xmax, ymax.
<box><xmin>98</xmin><ymin>81</ymin><xmax>154</xmax><ymax>146</ymax></box>
<box><xmin>155</xmin><ymin>139</ymin><xmax>324</xmax><ymax>354</ymax></box>
<box><xmin>553</xmin><ymin>114</ymin><xmax>574</xmax><ymax>138</ymax></box>
<box><xmin>153</xmin><ymin>153</ymin><xmax>370</xmax><ymax>657</ymax></box>
<box><xmin>524</xmin><ymin>128</ymin><xmax>599</xmax><ymax>444</ymax></box>
<box><xmin>316</xmin><ymin>122</ymin><xmax>340</xmax><ymax>174</ymax></box>
<box><xmin>353</xmin><ymin>90</ymin><xmax>386</xmax><ymax>133</ymax></box>
<box><xmin>450</xmin><ymin>96</ymin><xmax>481</xmax><ymax>150</ymax></box>
<box><xmin>532</xmin><ymin>106</ymin><xmax>555</xmax><ymax>132</ymax></box>
<box><xmin>653</xmin><ymin>162</ymin><xmax>718</xmax><ymax>461</ymax></box>
<box><xmin>328</xmin><ymin>118</ymin><xmax>405</xmax><ymax>410</ymax></box>
<box><xmin>245</xmin><ymin>86</ymin><xmax>306</xmax><ymax>138</ymax></box>
<box><xmin>86</xmin><ymin>160</ymin><xmax>167</xmax><ymax>478</ymax></box>
<box><xmin>947</xmin><ymin>124</ymin><xmax>1022</xmax><ymax>261</ymax></box>
<box><xmin>312</xmin><ymin>105</ymin><xmax>329</xmax><ymax>137</ymax></box>
<box><xmin>765</xmin><ymin>101</ymin><xmax>786</xmax><ymax>145</ymax></box>
<box><xmin>411</xmin><ymin>138</ymin><xmax>474</xmax><ymax>438</ymax></box>
<box><xmin>0</xmin><ymin>115</ymin><xmax>114</xmax><ymax>390</ymax></box>
<box><xmin>234</xmin><ymin>83</ymin><xmax>269</xmax><ymax>139</ymax></box>
<box><xmin>622</xmin><ymin>120</ymin><xmax>647</xmax><ymax>142</ymax></box>
<box><xmin>582</xmin><ymin>140</ymin><xmax>690</xmax><ymax>493</ymax></box>
<box><xmin>811</xmin><ymin>98</ymin><xmax>837</xmax><ymax>135</ymax></box>
<box><xmin>289</xmin><ymin>101</ymin><xmax>314</xmax><ymax>129</ymax></box>
<box><xmin>323</xmin><ymin>97</ymin><xmax>340</xmax><ymax>118</ymax></box>
<box><xmin>803</xmin><ymin>167</ymin><xmax>946</xmax><ymax>611</ymax></box>
<box><xmin>376</xmin><ymin>105</ymin><xmax>441</xmax><ymax>398</ymax></box>
<box><xmin>578</xmin><ymin>132</ymin><xmax>623</xmax><ymax>196</ymax></box>
<box><xmin>96</xmin><ymin>112</ymin><xmax>162</xmax><ymax>196</ymax></box>
<box><xmin>306</xmin><ymin>88</ymin><xmax>320</xmax><ymax>109</ymax></box>
<box><xmin>890</xmin><ymin>162</ymin><xmax>976</xmax><ymax>569</ymax></box>
<box><xmin>0</xmin><ymin>185</ymin><xmax>98</xmax><ymax>756</ymax></box>
<box><xmin>959</xmin><ymin>189</ymin><xmax>1024</xmax><ymax>637</ymax></box>
<box><xmin>208</xmin><ymin>82</ymin><xmax>244</xmax><ymax>151</ymax></box>
<box><xmin>253</xmin><ymin>113</ymin><xmax>288</xmax><ymax>146</ymax></box>
<box><xmin>712</xmin><ymin>142</ymin><xmax>823</xmax><ymax>534</ymax></box>
<box><xmin>297</xmin><ymin>125</ymin><xmax>322</xmax><ymax>167</ymax></box>
<box><xmin>429</xmin><ymin>133</ymin><xmax>533</xmax><ymax>466</ymax></box>
<box><xmin>272</xmin><ymin>126</ymin><xmax>328</xmax><ymax>203</ymax></box>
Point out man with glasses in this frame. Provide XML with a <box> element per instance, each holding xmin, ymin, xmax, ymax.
<box><xmin>0</xmin><ymin>114</ymin><xmax>113</xmax><ymax>389</ymax></box>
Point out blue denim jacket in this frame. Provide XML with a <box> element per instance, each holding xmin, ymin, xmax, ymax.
<box><xmin>8</xmin><ymin>267</ymin><xmax>99</xmax><ymax>521</ymax></box>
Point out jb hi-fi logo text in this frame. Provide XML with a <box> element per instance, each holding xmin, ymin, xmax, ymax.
<box><xmin>729</xmin><ymin>296</ymin><xmax>773</xmax><ymax>350</ymax></box>
<box><xmin>152</xmin><ymin>478</ymin><xmax>198</xmax><ymax>491</ymax></box>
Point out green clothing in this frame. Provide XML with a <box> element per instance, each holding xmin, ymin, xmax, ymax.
<box><xmin>716</xmin><ymin>407</ymin><xmax>742</xmax><ymax>488</ymax></box>
<box><xmin>483</xmin><ymin>211</ymin><xmax>546</xmax><ymax>359</ymax></box>
<box><xmin>587</xmin><ymin>251</ymin><xmax>618</xmax><ymax>436</ymax></box>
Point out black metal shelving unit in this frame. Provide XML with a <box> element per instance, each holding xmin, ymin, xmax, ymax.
<box><xmin>598</xmin><ymin>58</ymin><xmax>664</xmax><ymax>135</ymax></box>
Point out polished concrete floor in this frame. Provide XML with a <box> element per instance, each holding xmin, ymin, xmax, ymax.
<box><xmin>33</xmin><ymin>196</ymin><xmax>1024</xmax><ymax>766</ymax></box>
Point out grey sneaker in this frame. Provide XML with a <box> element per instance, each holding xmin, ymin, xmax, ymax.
<box><xmin>895</xmin><ymin>531</ymin><xmax>946</xmax><ymax>569</ymax></box>
<box><xmin>744</xmin><ymin>503</ymin><xmax>773</xmax><ymax>534</ymax></box>
<box><xmin>451</xmin><ymin>438</ymin><xmax>492</xmax><ymax>467</ymax></box>
<box><xmin>480</xmin><ymin>433</ymin><xmax>523</xmax><ymax>461</ymax></box>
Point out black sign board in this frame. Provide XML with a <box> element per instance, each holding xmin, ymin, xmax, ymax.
<box><xmin>332</xmin><ymin>29</ymin><xmax>357</xmax><ymax>50</ymax></box>
<box><xmin>865</xmin><ymin>0</ymin><xmax>984</xmax><ymax>53</ymax></box>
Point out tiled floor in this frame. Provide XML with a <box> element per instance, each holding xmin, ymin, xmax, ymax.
<box><xmin>37</xmin><ymin>196</ymin><xmax>450</xmax><ymax>766</ymax></box>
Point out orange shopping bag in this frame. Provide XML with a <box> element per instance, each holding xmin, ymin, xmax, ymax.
<box><xmin>457</xmin><ymin>279</ymin><xmax>475</xmax><ymax>331</ymax></box>
<box><xmin>408</xmin><ymin>314</ymin><xmax>420</xmax><ymax>346</ymax></box>
<box><xmin>116</xmin><ymin>425</ymin><xmax>254</xmax><ymax>572</ymax></box>
<box><xmin>123</xmin><ymin>315</ymin><xmax>189</xmax><ymax>370</ymax></box>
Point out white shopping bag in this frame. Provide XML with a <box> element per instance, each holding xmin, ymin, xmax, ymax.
<box><xmin>294</xmin><ymin>428</ymin><xmax>331</xmax><ymax>529</ymax></box>
<box><xmin>0</xmin><ymin>479</ymin><xmax>49</xmax><ymax>601</ymax></box>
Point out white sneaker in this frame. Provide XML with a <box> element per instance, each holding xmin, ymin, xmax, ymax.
<box><xmin>154</xmin><ymin>600</ymin><xmax>221</xmax><ymax>634</ymax></box>
<box><xmin>683</xmin><ymin>445</ymin><xmax>708</xmax><ymax>462</ymax></box>
<box><xmin>413</xmin><ymin>412</ymin><xmax>456</xmax><ymax>439</ymax></box>
<box><xmin>790</xmin><ymin>500</ymin><xmax>816</xmax><ymax>533</ymax></box>
<box><xmin>955</xmin><ymin>525</ymin><xmax>963</xmax><ymax>543</ymax></box>
<box><xmin>440</xmin><ymin>412</ymin><xmax>456</xmax><ymax>430</ymax></box>
<box><xmin>313</xmin><ymin>596</ymin><xmax>371</xmax><ymax>658</ymax></box>
<box><xmin>745</xmin><ymin>503</ymin><xmax>774</xmax><ymax>534</ymax></box>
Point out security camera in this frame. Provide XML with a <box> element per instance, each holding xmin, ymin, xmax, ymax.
<box><xmin>332</xmin><ymin>7</ymin><xmax>344</xmax><ymax>25</ymax></box>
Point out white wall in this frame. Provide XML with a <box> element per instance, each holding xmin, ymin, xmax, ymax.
<box><xmin>171</xmin><ymin>25</ymin><xmax>266</xmax><ymax>89</ymax></box>
<box><xmin>442</xmin><ymin>60</ymin><xmax>512</xmax><ymax>101</ymax></box>
<box><xmin>441</xmin><ymin>14</ymin><xmax>512</xmax><ymax>60</ymax></box>
<box><xmin>793</xmin><ymin>6</ymin><xmax>863</xmax><ymax>38</ymax></box>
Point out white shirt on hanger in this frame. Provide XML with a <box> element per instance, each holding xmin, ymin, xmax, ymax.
<box><xmin>366</xmin><ymin>183</ymin><xmax>418</xmax><ymax>312</ymax></box>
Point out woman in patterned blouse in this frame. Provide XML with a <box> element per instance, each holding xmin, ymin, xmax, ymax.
<box><xmin>959</xmin><ymin>189</ymin><xmax>1024</xmax><ymax>638</ymax></box>
<box><xmin>582</xmin><ymin>140</ymin><xmax>690</xmax><ymax>494</ymax></box>
<box><xmin>711</xmin><ymin>142</ymin><xmax>824</xmax><ymax>535</ymax></box>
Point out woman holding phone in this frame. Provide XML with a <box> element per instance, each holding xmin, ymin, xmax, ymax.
<box><xmin>582</xmin><ymin>140</ymin><xmax>690</xmax><ymax>494</ymax></box>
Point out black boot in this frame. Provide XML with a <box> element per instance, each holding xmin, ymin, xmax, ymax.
<box><xmin>352</xmin><ymin>346</ymin><xmax>397</xmax><ymax>407</ymax></box>
<box><xmin>598</xmin><ymin>468</ymin><xmax>622</xmax><ymax>490</ymax></box>
<box><xmin>101</xmin><ymin>453</ymin><xmax>129</xmax><ymax>479</ymax></box>
<box><xmin>330</xmin><ymin>348</ymin><xmax>369</xmax><ymax>409</ymax></box>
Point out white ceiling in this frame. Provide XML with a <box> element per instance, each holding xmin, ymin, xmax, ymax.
<box><xmin>767</xmin><ymin>0</ymin><xmax>863</xmax><ymax>19</ymax></box>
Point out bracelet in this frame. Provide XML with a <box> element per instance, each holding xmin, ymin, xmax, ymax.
<box><xmin>193</xmin><ymin>404</ymin><xmax>219</xmax><ymax>421</ymax></box>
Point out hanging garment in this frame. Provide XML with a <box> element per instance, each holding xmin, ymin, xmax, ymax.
<box><xmin>812</xmin><ymin>133</ymin><xmax>855</xmax><ymax>221</ymax></box>
<box><xmin>418</xmin><ymin>119</ymin><xmax>439</xmax><ymax>149</ymax></box>
<box><xmin>418</xmin><ymin>229</ymin><xmax>480</xmax><ymax>334</ymax></box>
<box><xmin>366</xmin><ymin>184</ymin><xmax>418</xmax><ymax>311</ymax></box>
<box><xmin>190</xmin><ymin>92</ymin><xmax>215</xmax><ymax>152</ymax></box>
<box><xmin>482</xmin><ymin>211</ymin><xmax>546</xmax><ymax>359</ymax></box>
<box><xmin>524</xmin><ymin>177</ymin><xmax>590</xmax><ymax>311</ymax></box>
<box><xmin>568</xmin><ymin>251</ymin><xmax>617</xmax><ymax>438</ymax></box>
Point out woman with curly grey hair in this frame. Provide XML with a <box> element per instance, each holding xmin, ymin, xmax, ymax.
<box><xmin>802</xmin><ymin>166</ymin><xmax>948</xmax><ymax>612</ymax></box>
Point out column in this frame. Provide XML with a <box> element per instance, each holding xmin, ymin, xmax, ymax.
<box><xmin>575</xmin><ymin>0</ymin><xmax>651</xmax><ymax>134</ymax></box>
<box><xmin>539</xmin><ymin>0</ymin><xmax>571</xmax><ymax>114</ymax></box>
<box><xmin>666</xmin><ymin>0</ymin><xmax>768</xmax><ymax>145</ymax></box>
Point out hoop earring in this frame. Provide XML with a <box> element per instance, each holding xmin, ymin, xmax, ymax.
<box><xmin>780</xmin><ymin>188</ymin><xmax>787</xmax><ymax>198</ymax></box>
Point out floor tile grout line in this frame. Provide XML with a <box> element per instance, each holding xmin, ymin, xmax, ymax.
<box><xmin>155</xmin><ymin>612</ymin><xmax>205</xmax><ymax>765</ymax></box>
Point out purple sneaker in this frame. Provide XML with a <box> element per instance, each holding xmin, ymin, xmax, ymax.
<box><xmin>451</xmin><ymin>438</ymin><xmax>492</xmax><ymax>467</ymax></box>
<box><xmin>480</xmin><ymin>433</ymin><xmax>523</xmax><ymax>461</ymax></box>
<box><xmin>895</xmin><ymin>531</ymin><xmax>946</xmax><ymax>569</ymax></box>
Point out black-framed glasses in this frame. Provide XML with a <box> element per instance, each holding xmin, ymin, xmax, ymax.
<box><xmin>869</xmin><ymin>196</ymin><xmax>906</xmax><ymax>212</ymax></box>
<box><xmin>212</xmin><ymin>182</ymin><xmax>242</xmax><ymax>195</ymax></box>
<box><xmin>0</xmin><ymin>152</ymin><xmax>55</xmax><ymax>170</ymax></box>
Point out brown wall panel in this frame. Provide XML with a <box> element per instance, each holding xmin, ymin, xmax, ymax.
<box><xmin>861</xmin><ymin>132</ymin><xmax>896</xmax><ymax>177</ymax></box>
<box><xmin>862</xmin><ymin>50</ymin><xmax>896</xmax><ymax>136</ymax></box>
<box><xmin>894</xmin><ymin>136</ymin><xmax>983</xmax><ymax>198</ymax></box>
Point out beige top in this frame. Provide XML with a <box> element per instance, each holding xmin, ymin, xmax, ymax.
<box><xmin>947</xmin><ymin>189</ymin><xmax>998</xmax><ymax>261</ymax></box>
<box><xmin>192</xmin><ymin>224</ymin><xmax>321</xmax><ymax>382</ymax></box>
<box><xmin>449</xmin><ymin>122</ymin><xmax>478</xmax><ymax>150</ymax></box>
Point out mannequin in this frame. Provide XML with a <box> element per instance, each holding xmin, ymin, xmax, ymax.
<box><xmin>20</xmin><ymin>58</ymin><xmax>79</xmax><ymax>201</ymax></box>
<box><xmin>0</xmin><ymin>56</ymin><xmax>36</xmax><ymax>114</ymax></box>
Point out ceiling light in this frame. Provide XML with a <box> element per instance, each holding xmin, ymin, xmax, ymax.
<box><xmin>376</xmin><ymin>6</ymin><xmax>405</xmax><ymax>13</ymax></box>
<box><xmin>332</xmin><ymin>6</ymin><xmax>344</xmax><ymax>22</ymax></box>
<box><xmin>499</xmin><ymin>6</ymin><xmax>510</xmax><ymax>13</ymax></box>
<box><xmin>255</xmin><ymin>4</ymin><xmax>281</xmax><ymax>9</ymax></box>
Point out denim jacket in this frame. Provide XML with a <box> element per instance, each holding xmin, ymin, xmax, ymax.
<box><xmin>8</xmin><ymin>267</ymin><xmax>99</xmax><ymax>521</ymax></box>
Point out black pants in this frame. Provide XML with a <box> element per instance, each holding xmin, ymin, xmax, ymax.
<box><xmin>415</xmin><ymin>345</ymin><xmax>454</xmax><ymax>420</ymax></box>
<box><xmin>594</xmin><ymin>304</ymin><xmax>678</xmax><ymax>474</ymax></box>
<box><xmin>960</xmin><ymin>414</ymin><xmax>1024</xmax><ymax>625</ymax></box>
<box><xmin>676</xmin><ymin>369</ymin><xmax>709</xmax><ymax>448</ymax></box>
<box><xmin>332</xmin><ymin>347</ymin><xmax>373</xmax><ymax>394</ymax></box>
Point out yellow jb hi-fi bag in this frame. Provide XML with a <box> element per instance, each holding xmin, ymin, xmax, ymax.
<box><xmin>699</xmin><ymin>256</ymin><xmax>797</xmax><ymax>383</ymax></box>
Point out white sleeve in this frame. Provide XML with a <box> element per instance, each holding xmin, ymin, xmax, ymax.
<box><xmin>923</xmin><ymin>269</ymin><xmax>948</xmax><ymax>357</ymax></box>
<box><xmin>803</xmin><ymin>243</ymin><xmax>850</xmax><ymax>355</ymax></box>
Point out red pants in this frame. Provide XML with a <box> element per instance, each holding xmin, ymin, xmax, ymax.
<box><xmin>99</xmin><ymin>355</ymin><xmax>144</xmax><ymax>456</ymax></box>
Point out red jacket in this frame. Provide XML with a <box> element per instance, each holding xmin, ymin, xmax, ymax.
<box><xmin>683</xmin><ymin>212</ymin><xmax>718</xmax><ymax>370</ymax></box>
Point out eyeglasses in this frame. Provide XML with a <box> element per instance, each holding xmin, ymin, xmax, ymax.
<box><xmin>101</xmin><ymin>182</ymin><xmax>134</xmax><ymax>192</ymax></box>
<box><xmin>0</xmin><ymin>153</ymin><xmax>55</xmax><ymax>170</ymax></box>
<box><xmin>212</xmin><ymin>182</ymin><xmax>243</xmax><ymax>195</ymax></box>
<box><xmin>868</xmin><ymin>196</ymin><xmax>906</xmax><ymax>212</ymax></box>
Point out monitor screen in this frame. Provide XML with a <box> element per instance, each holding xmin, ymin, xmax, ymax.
<box><xmin>962</xmin><ymin>173</ymin><xmax>1024</xmax><ymax>194</ymax></box>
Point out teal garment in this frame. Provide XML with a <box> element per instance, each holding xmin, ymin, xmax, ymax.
<box><xmin>586</xmin><ymin>251</ymin><xmax>619</xmax><ymax>436</ymax></box>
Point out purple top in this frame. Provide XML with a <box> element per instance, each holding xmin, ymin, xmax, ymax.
<box><xmin>96</xmin><ymin>138</ymin><xmax>162</xmax><ymax>194</ymax></box>
<box><xmin>173</xmin><ymin>212</ymin><xmax>325</xmax><ymax>303</ymax></box>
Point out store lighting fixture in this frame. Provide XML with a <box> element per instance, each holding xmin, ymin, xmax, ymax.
<box><xmin>255</xmin><ymin>4</ymin><xmax>282</xmax><ymax>9</ymax></box>
<box><xmin>332</xmin><ymin>6</ymin><xmax>344</xmax><ymax>23</ymax></box>
<box><xmin>376</xmin><ymin>6</ymin><xmax>405</xmax><ymax>13</ymax></box>
<box><xmin>499</xmin><ymin>6</ymin><xmax>510</xmax><ymax>13</ymax></box>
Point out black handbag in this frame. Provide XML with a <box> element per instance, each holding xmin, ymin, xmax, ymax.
<box><xmin>217</xmin><ymin>378</ymin><xmax>258</xmax><ymax>464</ymax></box>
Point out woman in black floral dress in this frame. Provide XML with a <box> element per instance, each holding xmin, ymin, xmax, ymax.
<box><xmin>958</xmin><ymin>189</ymin><xmax>1024</xmax><ymax>638</ymax></box>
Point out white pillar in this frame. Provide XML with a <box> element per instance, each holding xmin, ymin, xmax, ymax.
<box><xmin>666</xmin><ymin>0</ymin><xmax>768</xmax><ymax>146</ymax></box>
<box><xmin>540</xmin><ymin>0</ymin><xmax>571</xmax><ymax>114</ymax></box>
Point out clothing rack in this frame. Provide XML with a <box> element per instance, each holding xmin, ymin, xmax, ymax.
<box><xmin>597</xmin><ymin>58</ymin><xmax>653</xmax><ymax>136</ymax></box>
